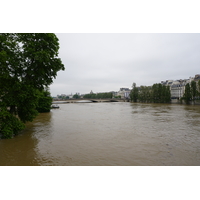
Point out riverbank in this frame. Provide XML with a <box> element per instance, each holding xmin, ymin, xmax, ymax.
<box><xmin>171</xmin><ymin>99</ymin><xmax>200</xmax><ymax>105</ymax></box>
<box><xmin>53</xmin><ymin>99</ymin><xmax>200</xmax><ymax>105</ymax></box>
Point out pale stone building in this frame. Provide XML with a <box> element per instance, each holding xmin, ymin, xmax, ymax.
<box><xmin>117</xmin><ymin>88</ymin><xmax>131</xmax><ymax>99</ymax></box>
<box><xmin>161</xmin><ymin>75</ymin><xmax>200</xmax><ymax>99</ymax></box>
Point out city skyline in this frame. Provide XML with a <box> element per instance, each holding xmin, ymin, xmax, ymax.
<box><xmin>54</xmin><ymin>74</ymin><xmax>200</xmax><ymax>100</ymax></box>
<box><xmin>50</xmin><ymin>33</ymin><xmax>200</xmax><ymax>97</ymax></box>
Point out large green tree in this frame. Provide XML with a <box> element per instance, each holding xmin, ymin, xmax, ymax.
<box><xmin>151</xmin><ymin>83</ymin><xmax>171</xmax><ymax>103</ymax></box>
<box><xmin>0</xmin><ymin>33</ymin><xmax>64</xmax><ymax>138</ymax></box>
<box><xmin>130</xmin><ymin>82</ymin><xmax>138</xmax><ymax>102</ymax></box>
<box><xmin>132</xmin><ymin>83</ymin><xmax>171</xmax><ymax>103</ymax></box>
<box><xmin>198</xmin><ymin>80</ymin><xmax>200</xmax><ymax>99</ymax></box>
<box><xmin>36</xmin><ymin>88</ymin><xmax>53</xmax><ymax>113</ymax></box>
<box><xmin>191</xmin><ymin>80</ymin><xmax>197</xmax><ymax>103</ymax></box>
<box><xmin>138</xmin><ymin>85</ymin><xmax>152</xmax><ymax>103</ymax></box>
<box><xmin>73</xmin><ymin>93</ymin><xmax>80</xmax><ymax>99</ymax></box>
<box><xmin>183</xmin><ymin>83</ymin><xmax>192</xmax><ymax>104</ymax></box>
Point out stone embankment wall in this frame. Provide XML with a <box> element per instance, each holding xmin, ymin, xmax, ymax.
<box><xmin>171</xmin><ymin>99</ymin><xmax>200</xmax><ymax>105</ymax></box>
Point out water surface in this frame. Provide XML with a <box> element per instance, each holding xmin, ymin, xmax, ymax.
<box><xmin>1</xmin><ymin>102</ymin><xmax>200</xmax><ymax>165</ymax></box>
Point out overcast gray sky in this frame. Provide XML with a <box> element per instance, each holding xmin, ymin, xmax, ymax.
<box><xmin>49</xmin><ymin>33</ymin><xmax>200</xmax><ymax>96</ymax></box>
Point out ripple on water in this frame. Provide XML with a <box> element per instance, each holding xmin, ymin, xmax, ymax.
<box><xmin>1</xmin><ymin>103</ymin><xmax>200</xmax><ymax>166</ymax></box>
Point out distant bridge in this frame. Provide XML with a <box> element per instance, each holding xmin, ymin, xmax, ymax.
<box><xmin>52</xmin><ymin>98</ymin><xmax>129</xmax><ymax>104</ymax></box>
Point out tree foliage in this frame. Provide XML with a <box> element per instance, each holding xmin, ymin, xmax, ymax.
<box><xmin>183</xmin><ymin>83</ymin><xmax>192</xmax><ymax>104</ymax></box>
<box><xmin>198</xmin><ymin>80</ymin><xmax>200</xmax><ymax>95</ymax></box>
<box><xmin>36</xmin><ymin>88</ymin><xmax>52</xmax><ymax>113</ymax></box>
<box><xmin>130</xmin><ymin>82</ymin><xmax>138</xmax><ymax>102</ymax></box>
<box><xmin>73</xmin><ymin>93</ymin><xmax>80</xmax><ymax>99</ymax></box>
<box><xmin>191</xmin><ymin>80</ymin><xmax>197</xmax><ymax>101</ymax></box>
<box><xmin>151</xmin><ymin>83</ymin><xmax>171</xmax><ymax>103</ymax></box>
<box><xmin>182</xmin><ymin>81</ymin><xmax>200</xmax><ymax>104</ymax></box>
<box><xmin>0</xmin><ymin>33</ymin><xmax>64</xmax><ymax>138</ymax></box>
<box><xmin>130</xmin><ymin>83</ymin><xmax>171</xmax><ymax>103</ymax></box>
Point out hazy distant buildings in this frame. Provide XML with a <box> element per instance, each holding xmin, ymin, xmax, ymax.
<box><xmin>161</xmin><ymin>74</ymin><xmax>200</xmax><ymax>99</ymax></box>
<box><xmin>53</xmin><ymin>74</ymin><xmax>200</xmax><ymax>101</ymax></box>
<box><xmin>117</xmin><ymin>88</ymin><xmax>131</xmax><ymax>99</ymax></box>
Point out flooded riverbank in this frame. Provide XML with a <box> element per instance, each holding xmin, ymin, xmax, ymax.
<box><xmin>1</xmin><ymin>102</ymin><xmax>200</xmax><ymax>165</ymax></box>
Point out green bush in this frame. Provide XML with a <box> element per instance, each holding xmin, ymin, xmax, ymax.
<box><xmin>0</xmin><ymin>108</ymin><xmax>25</xmax><ymax>139</ymax></box>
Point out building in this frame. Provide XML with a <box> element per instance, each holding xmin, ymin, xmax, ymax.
<box><xmin>194</xmin><ymin>74</ymin><xmax>200</xmax><ymax>82</ymax></box>
<box><xmin>161</xmin><ymin>74</ymin><xmax>200</xmax><ymax>99</ymax></box>
<box><xmin>110</xmin><ymin>91</ymin><xmax>118</xmax><ymax>98</ymax></box>
<box><xmin>117</xmin><ymin>88</ymin><xmax>131</xmax><ymax>99</ymax></box>
<box><xmin>68</xmin><ymin>94</ymin><xmax>73</xmax><ymax>99</ymax></box>
<box><xmin>170</xmin><ymin>81</ymin><xmax>185</xmax><ymax>99</ymax></box>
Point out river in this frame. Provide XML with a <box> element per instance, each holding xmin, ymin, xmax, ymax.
<box><xmin>1</xmin><ymin>102</ymin><xmax>200</xmax><ymax>166</ymax></box>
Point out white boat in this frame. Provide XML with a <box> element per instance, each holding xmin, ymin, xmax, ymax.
<box><xmin>51</xmin><ymin>104</ymin><xmax>60</xmax><ymax>109</ymax></box>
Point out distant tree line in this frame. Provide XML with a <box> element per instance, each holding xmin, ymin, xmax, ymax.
<box><xmin>73</xmin><ymin>93</ymin><xmax>80</xmax><ymax>99</ymax></box>
<box><xmin>181</xmin><ymin>80</ymin><xmax>200</xmax><ymax>104</ymax></box>
<box><xmin>130</xmin><ymin>83</ymin><xmax>171</xmax><ymax>103</ymax></box>
<box><xmin>83</xmin><ymin>92</ymin><xmax>113</xmax><ymax>99</ymax></box>
<box><xmin>57</xmin><ymin>95</ymin><xmax>69</xmax><ymax>100</ymax></box>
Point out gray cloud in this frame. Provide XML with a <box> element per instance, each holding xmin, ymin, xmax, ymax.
<box><xmin>50</xmin><ymin>33</ymin><xmax>200</xmax><ymax>96</ymax></box>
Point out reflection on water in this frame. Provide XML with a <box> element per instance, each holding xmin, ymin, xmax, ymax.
<box><xmin>0</xmin><ymin>113</ymin><xmax>52</xmax><ymax>166</ymax></box>
<box><xmin>1</xmin><ymin>103</ymin><xmax>200</xmax><ymax>166</ymax></box>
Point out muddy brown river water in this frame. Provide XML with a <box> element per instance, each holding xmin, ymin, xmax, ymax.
<box><xmin>1</xmin><ymin>102</ymin><xmax>200</xmax><ymax>165</ymax></box>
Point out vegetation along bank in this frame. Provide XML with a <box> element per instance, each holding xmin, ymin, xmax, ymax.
<box><xmin>0</xmin><ymin>33</ymin><xmax>64</xmax><ymax>139</ymax></box>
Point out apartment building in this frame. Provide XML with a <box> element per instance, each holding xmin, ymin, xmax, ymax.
<box><xmin>161</xmin><ymin>74</ymin><xmax>200</xmax><ymax>99</ymax></box>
